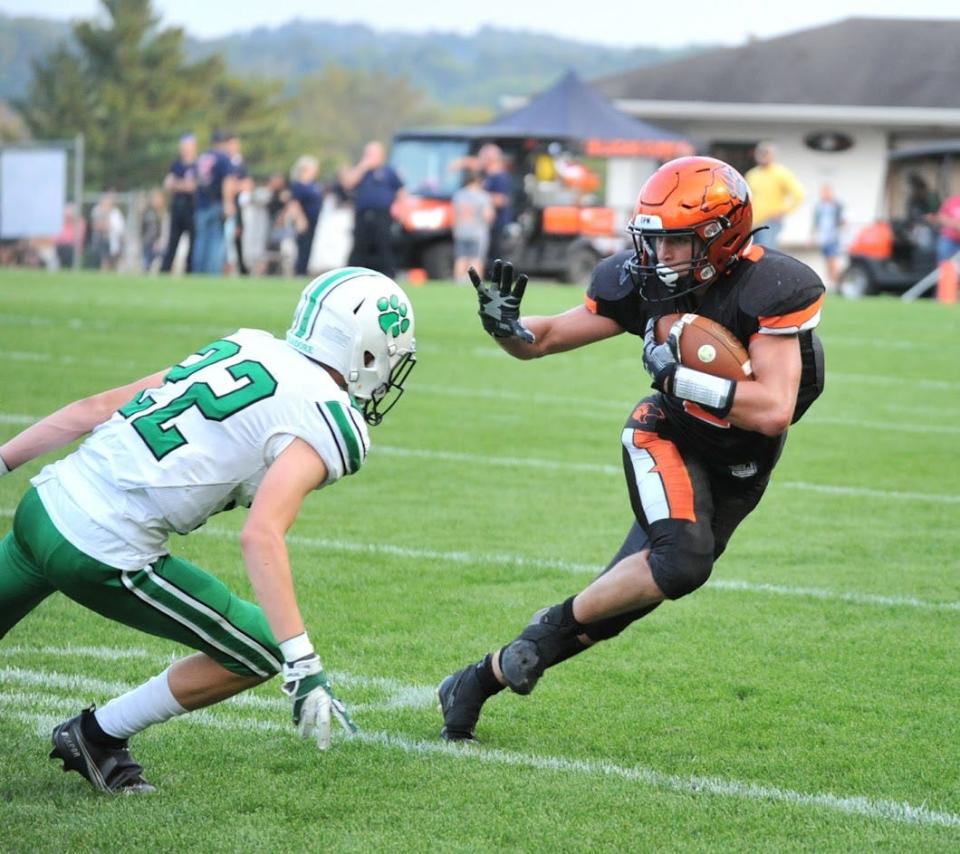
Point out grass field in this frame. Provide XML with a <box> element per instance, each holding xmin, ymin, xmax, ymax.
<box><xmin>1</xmin><ymin>268</ymin><xmax>958</xmax><ymax>852</ymax></box>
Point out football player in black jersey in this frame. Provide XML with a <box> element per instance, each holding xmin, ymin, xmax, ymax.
<box><xmin>438</xmin><ymin>155</ymin><xmax>826</xmax><ymax>741</ymax></box>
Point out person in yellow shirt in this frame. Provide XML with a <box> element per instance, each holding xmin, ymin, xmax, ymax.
<box><xmin>745</xmin><ymin>142</ymin><xmax>805</xmax><ymax>249</ymax></box>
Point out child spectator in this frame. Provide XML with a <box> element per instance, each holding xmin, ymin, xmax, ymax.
<box><xmin>811</xmin><ymin>183</ymin><xmax>844</xmax><ymax>290</ymax></box>
<box><xmin>452</xmin><ymin>169</ymin><xmax>494</xmax><ymax>283</ymax></box>
<box><xmin>140</xmin><ymin>190</ymin><xmax>166</xmax><ymax>272</ymax></box>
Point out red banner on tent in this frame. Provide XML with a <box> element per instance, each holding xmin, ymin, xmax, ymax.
<box><xmin>584</xmin><ymin>139</ymin><xmax>695</xmax><ymax>159</ymax></box>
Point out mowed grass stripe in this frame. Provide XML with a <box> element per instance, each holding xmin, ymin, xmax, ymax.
<box><xmin>0</xmin><ymin>508</ymin><xmax>956</xmax><ymax>612</ymax></box>
<box><xmin>5</xmin><ymin>427</ymin><xmax>955</xmax><ymax>502</ymax></box>
<box><xmin>4</xmin><ymin>685</ymin><xmax>959</xmax><ymax>831</ymax></box>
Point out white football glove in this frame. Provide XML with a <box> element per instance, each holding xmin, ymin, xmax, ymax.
<box><xmin>0</xmin><ymin>455</ymin><xmax>9</xmax><ymax>477</ymax></box>
<box><xmin>281</xmin><ymin>654</ymin><xmax>357</xmax><ymax>750</ymax></box>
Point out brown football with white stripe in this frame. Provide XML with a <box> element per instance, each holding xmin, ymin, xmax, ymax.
<box><xmin>655</xmin><ymin>313</ymin><xmax>754</xmax><ymax>381</ymax></box>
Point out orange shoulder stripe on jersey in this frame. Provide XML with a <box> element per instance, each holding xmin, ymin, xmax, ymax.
<box><xmin>759</xmin><ymin>293</ymin><xmax>825</xmax><ymax>331</ymax></box>
<box><xmin>742</xmin><ymin>244</ymin><xmax>765</xmax><ymax>262</ymax></box>
<box><xmin>584</xmin><ymin>294</ymin><xmax>598</xmax><ymax>314</ymax></box>
<box><xmin>632</xmin><ymin>429</ymin><xmax>696</xmax><ymax>522</ymax></box>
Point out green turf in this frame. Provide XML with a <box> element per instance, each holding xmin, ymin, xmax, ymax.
<box><xmin>1</xmin><ymin>268</ymin><xmax>959</xmax><ymax>852</ymax></box>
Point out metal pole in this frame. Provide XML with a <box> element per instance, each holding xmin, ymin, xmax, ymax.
<box><xmin>901</xmin><ymin>249</ymin><xmax>960</xmax><ymax>302</ymax></box>
<box><xmin>73</xmin><ymin>133</ymin><xmax>84</xmax><ymax>271</ymax></box>
<box><xmin>901</xmin><ymin>265</ymin><xmax>939</xmax><ymax>301</ymax></box>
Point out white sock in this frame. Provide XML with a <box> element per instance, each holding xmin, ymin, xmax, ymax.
<box><xmin>94</xmin><ymin>667</ymin><xmax>187</xmax><ymax>739</ymax></box>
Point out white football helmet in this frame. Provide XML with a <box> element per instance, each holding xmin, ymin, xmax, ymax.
<box><xmin>286</xmin><ymin>267</ymin><xmax>416</xmax><ymax>425</ymax></box>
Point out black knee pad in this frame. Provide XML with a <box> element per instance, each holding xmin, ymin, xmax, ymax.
<box><xmin>649</xmin><ymin>543</ymin><xmax>714</xmax><ymax>599</ymax></box>
<box><xmin>642</xmin><ymin>517</ymin><xmax>715</xmax><ymax>600</ymax></box>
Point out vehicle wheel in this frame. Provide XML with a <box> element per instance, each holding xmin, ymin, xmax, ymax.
<box><xmin>839</xmin><ymin>262</ymin><xmax>877</xmax><ymax>299</ymax></box>
<box><xmin>563</xmin><ymin>245</ymin><xmax>599</xmax><ymax>285</ymax></box>
<box><xmin>422</xmin><ymin>242</ymin><xmax>454</xmax><ymax>281</ymax></box>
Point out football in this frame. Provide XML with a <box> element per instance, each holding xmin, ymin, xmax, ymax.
<box><xmin>655</xmin><ymin>313</ymin><xmax>754</xmax><ymax>381</ymax></box>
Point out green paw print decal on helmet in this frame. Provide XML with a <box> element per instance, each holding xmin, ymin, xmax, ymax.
<box><xmin>377</xmin><ymin>294</ymin><xmax>411</xmax><ymax>337</ymax></box>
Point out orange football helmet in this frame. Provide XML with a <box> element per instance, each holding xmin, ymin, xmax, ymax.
<box><xmin>627</xmin><ymin>156</ymin><xmax>753</xmax><ymax>299</ymax></box>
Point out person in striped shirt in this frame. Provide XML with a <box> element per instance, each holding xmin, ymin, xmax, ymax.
<box><xmin>0</xmin><ymin>267</ymin><xmax>416</xmax><ymax>793</ymax></box>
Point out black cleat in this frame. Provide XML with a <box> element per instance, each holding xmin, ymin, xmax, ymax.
<box><xmin>438</xmin><ymin>665</ymin><xmax>488</xmax><ymax>741</ymax></box>
<box><xmin>50</xmin><ymin>708</ymin><xmax>156</xmax><ymax>795</ymax></box>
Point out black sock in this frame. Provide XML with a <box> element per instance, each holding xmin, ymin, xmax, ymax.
<box><xmin>549</xmin><ymin>635</ymin><xmax>591</xmax><ymax>667</ymax></box>
<box><xmin>475</xmin><ymin>653</ymin><xmax>506</xmax><ymax>697</ymax></box>
<box><xmin>81</xmin><ymin>708</ymin><xmax>127</xmax><ymax>749</ymax></box>
<box><xmin>561</xmin><ymin>595</ymin><xmax>584</xmax><ymax>631</ymax></box>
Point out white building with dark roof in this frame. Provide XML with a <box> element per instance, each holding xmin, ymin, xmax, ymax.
<box><xmin>593</xmin><ymin>17</ymin><xmax>960</xmax><ymax>254</ymax></box>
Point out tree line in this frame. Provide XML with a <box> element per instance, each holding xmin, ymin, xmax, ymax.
<box><xmin>8</xmin><ymin>1</ymin><xmax>455</xmax><ymax>190</ymax></box>
<box><xmin>6</xmin><ymin>0</ymin><xmax>699</xmax><ymax>191</ymax></box>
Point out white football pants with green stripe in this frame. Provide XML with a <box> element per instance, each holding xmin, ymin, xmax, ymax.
<box><xmin>0</xmin><ymin>487</ymin><xmax>282</xmax><ymax>678</ymax></box>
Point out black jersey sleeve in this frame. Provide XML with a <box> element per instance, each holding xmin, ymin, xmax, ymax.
<box><xmin>584</xmin><ymin>250</ymin><xmax>646</xmax><ymax>335</ymax></box>
<box><xmin>737</xmin><ymin>250</ymin><xmax>825</xmax><ymax>336</ymax></box>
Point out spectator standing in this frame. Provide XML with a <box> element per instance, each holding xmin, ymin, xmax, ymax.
<box><xmin>905</xmin><ymin>172</ymin><xmax>939</xmax><ymax>223</ymax></box>
<box><xmin>935</xmin><ymin>192</ymin><xmax>960</xmax><ymax>263</ymax></box>
<box><xmin>191</xmin><ymin>131</ymin><xmax>236</xmax><ymax>275</ymax></box>
<box><xmin>452</xmin><ymin>169</ymin><xmax>494</xmax><ymax>283</ymax></box>
<box><xmin>160</xmin><ymin>134</ymin><xmax>197</xmax><ymax>274</ymax></box>
<box><xmin>141</xmin><ymin>190</ymin><xmax>166</xmax><ymax>272</ymax></box>
<box><xmin>54</xmin><ymin>204</ymin><xmax>85</xmax><ymax>270</ymax></box>
<box><xmin>811</xmin><ymin>183</ymin><xmax>844</xmax><ymax>290</ymax></box>
<box><xmin>905</xmin><ymin>172</ymin><xmax>939</xmax><ymax>252</ymax></box>
<box><xmin>341</xmin><ymin>141</ymin><xmax>404</xmax><ymax>278</ymax></box>
<box><xmin>478</xmin><ymin>143</ymin><xmax>513</xmax><ymax>276</ymax></box>
<box><xmin>225</xmin><ymin>134</ymin><xmax>253</xmax><ymax>276</ymax></box>
<box><xmin>258</xmin><ymin>172</ymin><xmax>294</xmax><ymax>276</ymax></box>
<box><xmin>90</xmin><ymin>191</ymin><xmax>125</xmax><ymax>271</ymax></box>
<box><xmin>745</xmin><ymin>142</ymin><xmax>805</xmax><ymax>249</ymax></box>
<box><xmin>288</xmin><ymin>156</ymin><xmax>324</xmax><ymax>277</ymax></box>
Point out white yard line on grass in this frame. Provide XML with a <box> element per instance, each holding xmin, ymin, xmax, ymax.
<box><xmin>0</xmin><ymin>507</ymin><xmax>958</xmax><ymax>612</ymax></box>
<box><xmin>372</xmin><ymin>446</ymin><xmax>960</xmax><ymax>503</ymax></box>
<box><xmin>0</xmin><ymin>658</ymin><xmax>436</xmax><ymax>713</ymax></box>
<box><xmin>2</xmin><ymin>681</ymin><xmax>958</xmax><ymax>830</ymax></box>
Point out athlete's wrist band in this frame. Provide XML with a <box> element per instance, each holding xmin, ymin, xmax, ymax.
<box><xmin>279</xmin><ymin>632</ymin><xmax>314</xmax><ymax>662</ymax></box>
<box><xmin>672</xmin><ymin>366</ymin><xmax>737</xmax><ymax>417</ymax></box>
<box><xmin>0</xmin><ymin>453</ymin><xmax>9</xmax><ymax>476</ymax></box>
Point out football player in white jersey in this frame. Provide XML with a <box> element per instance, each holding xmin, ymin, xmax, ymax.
<box><xmin>0</xmin><ymin>267</ymin><xmax>416</xmax><ymax>793</ymax></box>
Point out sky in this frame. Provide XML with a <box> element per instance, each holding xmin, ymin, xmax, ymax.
<box><xmin>3</xmin><ymin>0</ymin><xmax>959</xmax><ymax>48</ymax></box>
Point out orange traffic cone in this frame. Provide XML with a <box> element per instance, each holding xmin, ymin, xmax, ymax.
<box><xmin>937</xmin><ymin>260</ymin><xmax>958</xmax><ymax>304</ymax></box>
<box><xmin>406</xmin><ymin>268</ymin><xmax>427</xmax><ymax>287</ymax></box>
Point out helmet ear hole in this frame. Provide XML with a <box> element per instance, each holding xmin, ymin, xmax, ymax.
<box><xmin>363</xmin><ymin>350</ymin><xmax>375</xmax><ymax>367</ymax></box>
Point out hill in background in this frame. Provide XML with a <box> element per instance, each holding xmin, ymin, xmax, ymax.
<box><xmin>0</xmin><ymin>13</ymin><xmax>706</xmax><ymax>107</ymax></box>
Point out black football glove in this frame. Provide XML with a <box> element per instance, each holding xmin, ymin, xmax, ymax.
<box><xmin>642</xmin><ymin>316</ymin><xmax>681</xmax><ymax>394</ymax></box>
<box><xmin>468</xmin><ymin>259</ymin><xmax>536</xmax><ymax>343</ymax></box>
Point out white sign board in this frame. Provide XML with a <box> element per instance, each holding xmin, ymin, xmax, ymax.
<box><xmin>0</xmin><ymin>148</ymin><xmax>67</xmax><ymax>238</ymax></box>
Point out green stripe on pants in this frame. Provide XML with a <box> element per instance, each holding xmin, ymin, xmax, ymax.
<box><xmin>122</xmin><ymin>565</ymin><xmax>281</xmax><ymax>677</ymax></box>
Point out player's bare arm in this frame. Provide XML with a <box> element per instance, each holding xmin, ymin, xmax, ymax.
<box><xmin>507</xmin><ymin>305</ymin><xmax>624</xmax><ymax>359</ymax></box>
<box><xmin>726</xmin><ymin>333</ymin><xmax>802</xmax><ymax>436</ymax></box>
<box><xmin>239</xmin><ymin>437</ymin><xmax>328</xmax><ymax>644</ymax></box>
<box><xmin>0</xmin><ymin>370</ymin><xmax>167</xmax><ymax>472</ymax></box>
<box><xmin>471</xmin><ymin>259</ymin><xmax>623</xmax><ymax>359</ymax></box>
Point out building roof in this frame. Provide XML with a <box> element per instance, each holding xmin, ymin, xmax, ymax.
<box><xmin>594</xmin><ymin>18</ymin><xmax>960</xmax><ymax>110</ymax></box>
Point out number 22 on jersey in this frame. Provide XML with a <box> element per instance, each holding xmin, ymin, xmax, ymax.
<box><xmin>118</xmin><ymin>339</ymin><xmax>278</xmax><ymax>460</ymax></box>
